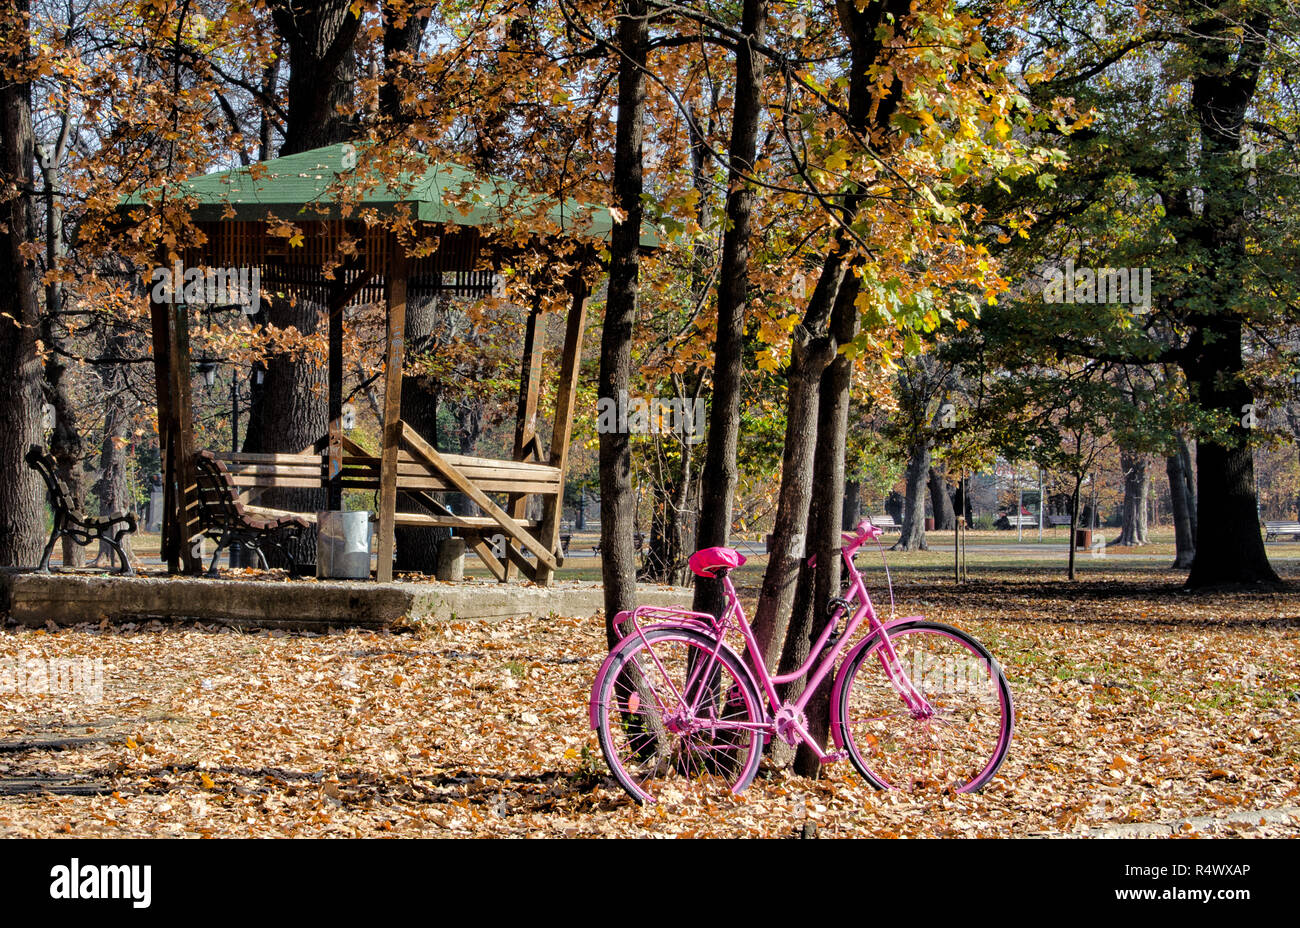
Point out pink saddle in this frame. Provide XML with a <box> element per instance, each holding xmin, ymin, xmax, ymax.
<box><xmin>688</xmin><ymin>546</ymin><xmax>746</xmax><ymax>578</ymax></box>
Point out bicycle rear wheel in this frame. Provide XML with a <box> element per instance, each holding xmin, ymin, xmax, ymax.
<box><xmin>835</xmin><ymin>620</ymin><xmax>1012</xmax><ymax>792</ymax></box>
<box><xmin>595</xmin><ymin>627</ymin><xmax>765</xmax><ymax>804</ymax></box>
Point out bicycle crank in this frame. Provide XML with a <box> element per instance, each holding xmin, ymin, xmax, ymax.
<box><xmin>773</xmin><ymin>704</ymin><xmax>808</xmax><ymax>746</ymax></box>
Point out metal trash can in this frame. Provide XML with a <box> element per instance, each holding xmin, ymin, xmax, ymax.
<box><xmin>316</xmin><ymin>510</ymin><xmax>372</xmax><ymax>579</ymax></box>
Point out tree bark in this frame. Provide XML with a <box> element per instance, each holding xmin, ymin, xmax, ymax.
<box><xmin>789</xmin><ymin>273</ymin><xmax>860</xmax><ymax>776</ymax></box>
<box><xmin>39</xmin><ymin>126</ymin><xmax>84</xmax><ymax>567</ymax></box>
<box><xmin>692</xmin><ymin>0</ymin><xmax>767</xmax><ymax>619</ymax></box>
<box><xmin>379</xmin><ymin>2</ymin><xmax>428</xmax><ymax>123</ymax></box>
<box><xmin>1167</xmin><ymin>435</ymin><xmax>1195</xmax><ymax>569</ymax></box>
<box><xmin>750</xmin><ymin>0</ymin><xmax>911</xmax><ymax>672</ymax></box>
<box><xmin>269</xmin><ymin>0</ymin><xmax>360</xmax><ymax>153</ymax></box>
<box><xmin>1180</xmin><ymin>14</ymin><xmax>1279</xmax><ymax>587</ymax></box>
<box><xmin>842</xmin><ymin>477</ymin><xmax>861</xmax><ymax>530</ymax></box>
<box><xmin>599</xmin><ymin>0</ymin><xmax>649</xmax><ymax>644</ymax></box>
<box><xmin>749</xmin><ymin>266</ymin><xmax>843</xmax><ymax>670</ymax></box>
<box><xmin>928</xmin><ymin>464</ymin><xmax>955</xmax><ymax>531</ymax></box>
<box><xmin>1114</xmin><ymin>450</ymin><xmax>1149</xmax><ymax>546</ymax></box>
<box><xmin>242</xmin><ymin>0</ymin><xmax>363</xmax><ymax>559</ymax></box>
<box><xmin>895</xmin><ymin>440</ymin><xmax>930</xmax><ymax>550</ymax></box>
<box><xmin>94</xmin><ymin>327</ymin><xmax>137</xmax><ymax>567</ymax></box>
<box><xmin>0</xmin><ymin>0</ymin><xmax>45</xmax><ymax>567</ymax></box>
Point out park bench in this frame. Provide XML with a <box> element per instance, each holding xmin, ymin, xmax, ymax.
<box><xmin>867</xmin><ymin>514</ymin><xmax>900</xmax><ymax>532</ymax></box>
<box><xmin>1047</xmin><ymin>514</ymin><xmax>1073</xmax><ymax>528</ymax></box>
<box><xmin>207</xmin><ymin>425</ymin><xmax>565</xmax><ymax>581</ymax></box>
<box><xmin>193</xmin><ymin>451</ymin><xmax>311</xmax><ymax>577</ymax></box>
<box><xmin>592</xmin><ymin>532</ymin><xmax>644</xmax><ymax>557</ymax></box>
<box><xmin>26</xmin><ymin>445</ymin><xmax>137</xmax><ymax>575</ymax></box>
<box><xmin>1264</xmin><ymin>520</ymin><xmax>1300</xmax><ymax>541</ymax></box>
<box><xmin>998</xmin><ymin>514</ymin><xmax>1037</xmax><ymax>530</ymax></box>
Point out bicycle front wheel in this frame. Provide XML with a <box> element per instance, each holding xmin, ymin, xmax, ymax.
<box><xmin>595</xmin><ymin>627</ymin><xmax>765</xmax><ymax>804</ymax></box>
<box><xmin>835</xmin><ymin>620</ymin><xmax>1013</xmax><ymax>792</ymax></box>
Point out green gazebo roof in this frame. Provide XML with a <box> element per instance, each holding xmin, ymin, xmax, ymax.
<box><xmin>125</xmin><ymin>143</ymin><xmax>657</xmax><ymax>246</ymax></box>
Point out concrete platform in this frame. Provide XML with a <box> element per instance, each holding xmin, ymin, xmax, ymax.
<box><xmin>0</xmin><ymin>569</ymin><xmax>693</xmax><ymax>631</ymax></box>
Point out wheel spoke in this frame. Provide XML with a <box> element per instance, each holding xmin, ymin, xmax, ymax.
<box><xmin>837</xmin><ymin>623</ymin><xmax>1012</xmax><ymax>792</ymax></box>
<box><xmin>596</xmin><ymin>630</ymin><xmax>766</xmax><ymax>803</ymax></box>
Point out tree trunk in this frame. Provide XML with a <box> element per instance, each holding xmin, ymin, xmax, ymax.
<box><xmin>241</xmin><ymin>0</ymin><xmax>363</xmax><ymax>564</ymax></box>
<box><xmin>93</xmin><ymin>407</ymin><xmax>136</xmax><ymax>568</ymax></box>
<box><xmin>789</xmin><ymin>274</ymin><xmax>860</xmax><ymax>776</ymax></box>
<box><xmin>641</xmin><ymin>397</ymin><xmax>697</xmax><ymax>586</ymax></box>
<box><xmin>1114</xmin><ymin>451</ymin><xmax>1149</xmax><ymax>546</ymax></box>
<box><xmin>842</xmin><ymin>478</ymin><xmax>861</xmax><ymax>530</ymax></box>
<box><xmin>94</xmin><ymin>327</ymin><xmax>137</xmax><ymax>567</ymax></box>
<box><xmin>42</xmin><ymin>347</ymin><xmax>84</xmax><ymax>568</ymax></box>
<box><xmin>1181</xmin><ymin>18</ymin><xmax>1278</xmax><ymax>588</ymax></box>
<box><xmin>598</xmin><ymin>0</ymin><xmax>649</xmax><ymax>644</ymax></box>
<box><xmin>269</xmin><ymin>0</ymin><xmax>360</xmax><ymax>154</ymax></box>
<box><xmin>379</xmin><ymin>3</ymin><xmax>428</xmax><ymax>123</ymax></box>
<box><xmin>0</xmin><ymin>0</ymin><xmax>44</xmax><ymax>567</ymax></box>
<box><xmin>241</xmin><ymin>295</ymin><xmax>328</xmax><ymax>514</ymax></box>
<box><xmin>895</xmin><ymin>441</ymin><xmax>929</xmax><ymax>551</ymax></box>
<box><xmin>748</xmin><ymin>267</ymin><xmax>843</xmax><ymax>670</ymax></box>
<box><xmin>1167</xmin><ymin>436</ymin><xmax>1195</xmax><ymax>569</ymax></box>
<box><xmin>394</xmin><ymin>293</ymin><xmax>445</xmax><ymax>573</ymax></box>
<box><xmin>749</xmin><ymin>0</ymin><xmax>911</xmax><ymax>673</ymax></box>
<box><xmin>1180</xmin><ymin>311</ymin><xmax>1276</xmax><ymax>585</ymax></box>
<box><xmin>39</xmin><ymin>127</ymin><xmax>85</xmax><ymax>567</ymax></box>
<box><xmin>1067</xmin><ymin>478</ymin><xmax>1081</xmax><ymax>581</ymax></box>
<box><xmin>691</xmin><ymin>0</ymin><xmax>767</xmax><ymax>620</ymax></box>
<box><xmin>928</xmin><ymin>464</ymin><xmax>955</xmax><ymax>531</ymax></box>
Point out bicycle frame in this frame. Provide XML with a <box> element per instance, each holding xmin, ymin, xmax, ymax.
<box><xmin>590</xmin><ymin>532</ymin><xmax>937</xmax><ymax>764</ymax></box>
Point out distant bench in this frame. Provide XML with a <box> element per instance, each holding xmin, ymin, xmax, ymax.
<box><xmin>1264</xmin><ymin>521</ymin><xmax>1300</xmax><ymax>541</ymax></box>
<box><xmin>1047</xmin><ymin>515</ymin><xmax>1073</xmax><ymax>528</ymax></box>
<box><xmin>998</xmin><ymin>515</ymin><xmax>1037</xmax><ymax>530</ymax></box>
<box><xmin>591</xmin><ymin>532</ymin><xmax>644</xmax><ymax>557</ymax></box>
<box><xmin>868</xmin><ymin>514</ymin><xmax>899</xmax><ymax>532</ymax></box>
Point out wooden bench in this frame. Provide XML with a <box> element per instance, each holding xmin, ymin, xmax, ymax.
<box><xmin>193</xmin><ymin>451</ymin><xmax>311</xmax><ymax>576</ymax></box>
<box><xmin>210</xmin><ymin>430</ymin><xmax>565</xmax><ymax>581</ymax></box>
<box><xmin>867</xmin><ymin>514</ymin><xmax>899</xmax><ymax>532</ymax></box>
<box><xmin>26</xmin><ymin>445</ymin><xmax>137</xmax><ymax>575</ymax></box>
<box><xmin>998</xmin><ymin>514</ymin><xmax>1036</xmax><ymax>530</ymax></box>
<box><xmin>1264</xmin><ymin>520</ymin><xmax>1300</xmax><ymax>541</ymax></box>
<box><xmin>1047</xmin><ymin>514</ymin><xmax>1073</xmax><ymax>528</ymax></box>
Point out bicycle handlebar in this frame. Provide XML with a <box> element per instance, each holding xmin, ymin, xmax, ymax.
<box><xmin>809</xmin><ymin>518</ymin><xmax>885</xmax><ymax>567</ymax></box>
<box><xmin>841</xmin><ymin>518</ymin><xmax>884</xmax><ymax>552</ymax></box>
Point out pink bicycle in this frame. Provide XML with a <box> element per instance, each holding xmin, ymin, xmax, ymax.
<box><xmin>589</xmin><ymin>519</ymin><xmax>1013</xmax><ymax>803</ymax></box>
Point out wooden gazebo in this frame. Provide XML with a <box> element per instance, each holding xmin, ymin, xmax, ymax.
<box><xmin>135</xmin><ymin>144</ymin><xmax>643</xmax><ymax>584</ymax></box>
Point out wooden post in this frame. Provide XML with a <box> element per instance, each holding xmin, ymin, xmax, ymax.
<box><xmin>325</xmin><ymin>268</ymin><xmax>373</xmax><ymax>512</ymax></box>
<box><xmin>167</xmin><ymin>301</ymin><xmax>200</xmax><ymax>574</ymax></box>
<box><xmin>149</xmin><ymin>274</ymin><xmax>178</xmax><ymax>572</ymax></box>
<box><xmin>504</xmin><ymin>296</ymin><xmax>544</xmax><ymax>580</ymax></box>
<box><xmin>327</xmin><ymin>284</ymin><xmax>345</xmax><ymax>512</ymax></box>
<box><xmin>534</xmin><ymin>273</ymin><xmax>589</xmax><ymax>585</ymax></box>
<box><xmin>375</xmin><ymin>247</ymin><xmax>409</xmax><ymax>581</ymax></box>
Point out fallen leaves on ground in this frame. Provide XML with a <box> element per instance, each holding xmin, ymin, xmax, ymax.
<box><xmin>1</xmin><ymin>570</ymin><xmax>1297</xmax><ymax>837</ymax></box>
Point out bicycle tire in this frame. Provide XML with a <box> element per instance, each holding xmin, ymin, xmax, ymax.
<box><xmin>594</xmin><ymin>626</ymin><xmax>765</xmax><ymax>804</ymax></box>
<box><xmin>834</xmin><ymin>620</ymin><xmax>1013</xmax><ymax>792</ymax></box>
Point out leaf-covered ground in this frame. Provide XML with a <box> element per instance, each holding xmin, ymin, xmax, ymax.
<box><xmin>2</xmin><ymin>570</ymin><xmax>1298</xmax><ymax>837</ymax></box>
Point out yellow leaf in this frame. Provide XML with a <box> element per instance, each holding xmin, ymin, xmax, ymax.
<box><xmin>200</xmin><ymin>773</ymin><xmax>215</xmax><ymax>789</ymax></box>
